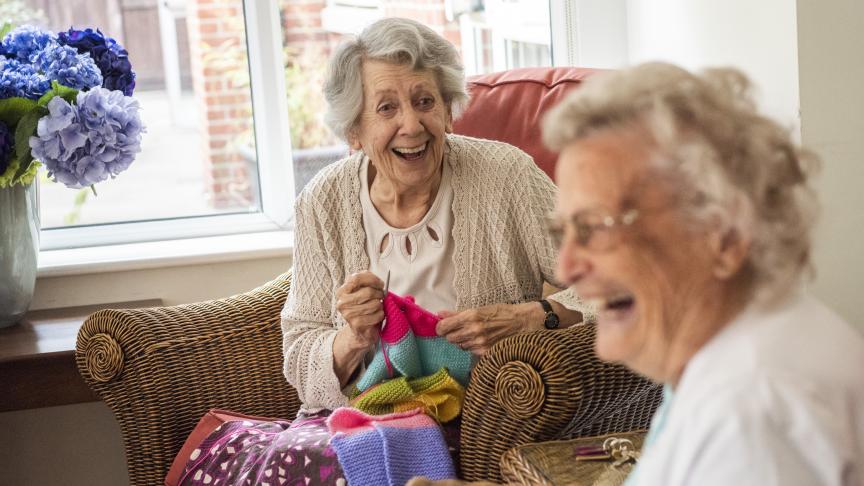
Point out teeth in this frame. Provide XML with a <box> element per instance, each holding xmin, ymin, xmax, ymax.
<box><xmin>589</xmin><ymin>293</ymin><xmax>633</xmax><ymax>310</ymax></box>
<box><xmin>394</xmin><ymin>143</ymin><xmax>427</xmax><ymax>154</ymax></box>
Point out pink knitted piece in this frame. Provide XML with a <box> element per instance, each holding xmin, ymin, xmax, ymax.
<box><xmin>380</xmin><ymin>293</ymin><xmax>441</xmax><ymax>343</ymax></box>
<box><xmin>327</xmin><ymin>407</ymin><xmax>435</xmax><ymax>437</ymax></box>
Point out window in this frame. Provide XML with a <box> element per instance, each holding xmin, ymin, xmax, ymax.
<box><xmin>33</xmin><ymin>0</ymin><xmax>291</xmax><ymax>250</ymax></box>
<box><xmin>31</xmin><ymin>0</ymin><xmax>579</xmax><ymax>250</ymax></box>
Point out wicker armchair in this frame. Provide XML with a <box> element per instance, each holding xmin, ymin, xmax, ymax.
<box><xmin>76</xmin><ymin>67</ymin><xmax>662</xmax><ymax>485</ymax></box>
<box><xmin>76</xmin><ymin>271</ymin><xmax>660</xmax><ymax>485</ymax></box>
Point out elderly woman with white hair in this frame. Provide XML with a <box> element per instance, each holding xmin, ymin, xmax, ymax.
<box><xmin>282</xmin><ymin>16</ymin><xmax>583</xmax><ymax>412</ymax></box>
<box><xmin>543</xmin><ymin>62</ymin><xmax>864</xmax><ymax>485</ymax></box>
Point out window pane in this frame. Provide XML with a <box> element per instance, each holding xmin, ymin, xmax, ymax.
<box><xmin>23</xmin><ymin>0</ymin><xmax>261</xmax><ymax>229</ymax></box>
<box><xmin>278</xmin><ymin>0</ymin><xmax>552</xmax><ymax>194</ymax></box>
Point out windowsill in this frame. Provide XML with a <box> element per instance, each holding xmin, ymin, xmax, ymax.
<box><xmin>37</xmin><ymin>230</ymin><xmax>294</xmax><ymax>278</ymax></box>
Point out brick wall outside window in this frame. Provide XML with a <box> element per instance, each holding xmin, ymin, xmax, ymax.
<box><xmin>188</xmin><ymin>0</ymin><xmax>254</xmax><ymax>209</ymax></box>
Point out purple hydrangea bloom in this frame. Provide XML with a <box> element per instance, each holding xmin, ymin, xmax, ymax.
<box><xmin>29</xmin><ymin>88</ymin><xmax>143</xmax><ymax>188</ymax></box>
<box><xmin>1</xmin><ymin>25</ymin><xmax>57</xmax><ymax>62</ymax></box>
<box><xmin>33</xmin><ymin>43</ymin><xmax>103</xmax><ymax>91</ymax></box>
<box><xmin>0</xmin><ymin>121</ymin><xmax>12</xmax><ymax>174</ymax></box>
<box><xmin>58</xmin><ymin>28</ymin><xmax>136</xmax><ymax>96</ymax></box>
<box><xmin>0</xmin><ymin>57</ymin><xmax>51</xmax><ymax>99</ymax></box>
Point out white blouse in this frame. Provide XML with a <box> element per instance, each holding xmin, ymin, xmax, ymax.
<box><xmin>627</xmin><ymin>291</ymin><xmax>864</xmax><ymax>486</ymax></box>
<box><xmin>359</xmin><ymin>156</ymin><xmax>458</xmax><ymax>314</ymax></box>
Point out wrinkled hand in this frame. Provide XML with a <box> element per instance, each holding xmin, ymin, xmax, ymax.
<box><xmin>436</xmin><ymin>303</ymin><xmax>536</xmax><ymax>356</ymax></box>
<box><xmin>335</xmin><ymin>271</ymin><xmax>385</xmax><ymax>351</ymax></box>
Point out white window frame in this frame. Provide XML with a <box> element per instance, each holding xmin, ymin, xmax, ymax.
<box><xmin>549</xmin><ymin>0</ymin><xmax>629</xmax><ymax>69</ymax></box>
<box><xmin>321</xmin><ymin>0</ymin><xmax>382</xmax><ymax>35</ymax></box>
<box><xmin>39</xmin><ymin>0</ymin><xmax>294</xmax><ymax>251</ymax></box>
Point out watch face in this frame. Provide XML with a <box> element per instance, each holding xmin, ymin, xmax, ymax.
<box><xmin>545</xmin><ymin>313</ymin><xmax>560</xmax><ymax>329</ymax></box>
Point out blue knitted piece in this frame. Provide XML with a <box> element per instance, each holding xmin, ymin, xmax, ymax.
<box><xmin>379</xmin><ymin>425</ymin><xmax>456</xmax><ymax>485</ymax></box>
<box><xmin>416</xmin><ymin>337</ymin><xmax>473</xmax><ymax>382</ymax></box>
<box><xmin>358</xmin><ymin>331</ymin><xmax>422</xmax><ymax>390</ymax></box>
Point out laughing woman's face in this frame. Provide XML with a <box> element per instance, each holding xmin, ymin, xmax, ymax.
<box><xmin>554</xmin><ymin>128</ymin><xmax>724</xmax><ymax>383</ymax></box>
<box><xmin>349</xmin><ymin>60</ymin><xmax>452</xmax><ymax>192</ymax></box>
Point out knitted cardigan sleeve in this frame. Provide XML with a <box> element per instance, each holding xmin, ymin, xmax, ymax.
<box><xmin>280</xmin><ymin>188</ymin><xmax>350</xmax><ymax>412</ymax></box>
<box><xmin>511</xmin><ymin>153</ymin><xmax>592</xmax><ymax>319</ymax></box>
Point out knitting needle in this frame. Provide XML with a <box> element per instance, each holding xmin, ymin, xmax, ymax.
<box><xmin>381</xmin><ymin>269</ymin><xmax>390</xmax><ymax>331</ymax></box>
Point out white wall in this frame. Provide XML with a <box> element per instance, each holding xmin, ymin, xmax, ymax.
<box><xmin>626</xmin><ymin>0</ymin><xmax>801</xmax><ymax>128</ymax></box>
<box><xmin>796</xmin><ymin>0</ymin><xmax>864</xmax><ymax>327</ymax></box>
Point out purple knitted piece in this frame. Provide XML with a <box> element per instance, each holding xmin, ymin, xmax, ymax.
<box><xmin>330</xmin><ymin>422</ymin><xmax>456</xmax><ymax>485</ymax></box>
<box><xmin>380</xmin><ymin>426</ymin><xmax>457</xmax><ymax>484</ymax></box>
<box><xmin>330</xmin><ymin>430</ymin><xmax>388</xmax><ymax>485</ymax></box>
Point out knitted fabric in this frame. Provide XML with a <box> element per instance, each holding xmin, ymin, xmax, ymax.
<box><xmin>350</xmin><ymin>367</ymin><xmax>465</xmax><ymax>423</ymax></box>
<box><xmin>328</xmin><ymin>407</ymin><xmax>457</xmax><ymax>486</ymax></box>
<box><xmin>281</xmin><ymin>134</ymin><xmax>591</xmax><ymax>411</ymax></box>
<box><xmin>356</xmin><ymin>291</ymin><xmax>473</xmax><ymax>395</ymax></box>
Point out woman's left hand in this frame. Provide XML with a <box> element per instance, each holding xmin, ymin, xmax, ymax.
<box><xmin>436</xmin><ymin>303</ymin><xmax>541</xmax><ymax>356</ymax></box>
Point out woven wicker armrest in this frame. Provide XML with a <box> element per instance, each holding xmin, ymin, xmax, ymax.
<box><xmin>458</xmin><ymin>324</ymin><xmax>662</xmax><ymax>483</ymax></box>
<box><xmin>75</xmin><ymin>271</ymin><xmax>301</xmax><ymax>486</ymax></box>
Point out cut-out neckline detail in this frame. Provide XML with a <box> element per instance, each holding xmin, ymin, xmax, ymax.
<box><xmin>379</xmin><ymin>233</ymin><xmax>390</xmax><ymax>256</ymax></box>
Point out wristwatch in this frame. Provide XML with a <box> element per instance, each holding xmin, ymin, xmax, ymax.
<box><xmin>539</xmin><ymin>299</ymin><xmax>560</xmax><ymax>329</ymax></box>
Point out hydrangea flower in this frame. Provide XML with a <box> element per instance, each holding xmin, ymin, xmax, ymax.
<box><xmin>33</xmin><ymin>43</ymin><xmax>103</xmax><ymax>91</ymax></box>
<box><xmin>0</xmin><ymin>121</ymin><xmax>12</xmax><ymax>175</ymax></box>
<box><xmin>29</xmin><ymin>87</ymin><xmax>143</xmax><ymax>188</ymax></box>
<box><xmin>0</xmin><ymin>57</ymin><xmax>51</xmax><ymax>99</ymax></box>
<box><xmin>59</xmin><ymin>28</ymin><xmax>136</xmax><ymax>96</ymax></box>
<box><xmin>0</xmin><ymin>25</ymin><xmax>57</xmax><ymax>62</ymax></box>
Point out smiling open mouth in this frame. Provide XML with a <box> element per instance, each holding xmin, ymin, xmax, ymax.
<box><xmin>590</xmin><ymin>293</ymin><xmax>636</xmax><ymax>321</ymax></box>
<box><xmin>392</xmin><ymin>142</ymin><xmax>428</xmax><ymax>161</ymax></box>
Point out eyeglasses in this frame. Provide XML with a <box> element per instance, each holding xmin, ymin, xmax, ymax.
<box><xmin>545</xmin><ymin>208</ymin><xmax>640</xmax><ymax>252</ymax></box>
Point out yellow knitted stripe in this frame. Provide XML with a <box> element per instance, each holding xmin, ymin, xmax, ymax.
<box><xmin>350</xmin><ymin>368</ymin><xmax>464</xmax><ymax>423</ymax></box>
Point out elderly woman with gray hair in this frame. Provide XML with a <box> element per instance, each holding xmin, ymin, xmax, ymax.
<box><xmin>543</xmin><ymin>62</ymin><xmax>864</xmax><ymax>485</ymax></box>
<box><xmin>281</xmin><ymin>15</ymin><xmax>583</xmax><ymax>413</ymax></box>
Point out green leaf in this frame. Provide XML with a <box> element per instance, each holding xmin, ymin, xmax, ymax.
<box><xmin>0</xmin><ymin>97</ymin><xmax>39</xmax><ymax>129</ymax></box>
<box><xmin>15</xmin><ymin>159</ymin><xmax>41</xmax><ymax>187</ymax></box>
<box><xmin>12</xmin><ymin>106</ymin><xmax>47</xmax><ymax>181</ymax></box>
<box><xmin>0</xmin><ymin>23</ymin><xmax>13</xmax><ymax>40</ymax></box>
<box><xmin>0</xmin><ymin>156</ymin><xmax>20</xmax><ymax>188</ymax></box>
<box><xmin>37</xmin><ymin>82</ymin><xmax>79</xmax><ymax>107</ymax></box>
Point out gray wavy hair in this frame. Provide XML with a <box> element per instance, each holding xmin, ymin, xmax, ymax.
<box><xmin>543</xmin><ymin>62</ymin><xmax>819</xmax><ymax>304</ymax></box>
<box><xmin>323</xmin><ymin>17</ymin><xmax>470</xmax><ymax>141</ymax></box>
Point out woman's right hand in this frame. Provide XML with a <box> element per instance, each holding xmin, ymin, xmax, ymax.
<box><xmin>335</xmin><ymin>271</ymin><xmax>385</xmax><ymax>351</ymax></box>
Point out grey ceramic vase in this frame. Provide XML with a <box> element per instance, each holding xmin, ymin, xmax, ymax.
<box><xmin>0</xmin><ymin>182</ymin><xmax>40</xmax><ymax>328</ymax></box>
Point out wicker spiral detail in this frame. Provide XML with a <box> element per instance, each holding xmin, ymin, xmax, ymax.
<box><xmin>495</xmin><ymin>360</ymin><xmax>545</xmax><ymax>419</ymax></box>
<box><xmin>85</xmin><ymin>333</ymin><xmax>124</xmax><ymax>383</ymax></box>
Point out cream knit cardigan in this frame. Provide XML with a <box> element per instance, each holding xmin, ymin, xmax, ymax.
<box><xmin>280</xmin><ymin>134</ymin><xmax>584</xmax><ymax>411</ymax></box>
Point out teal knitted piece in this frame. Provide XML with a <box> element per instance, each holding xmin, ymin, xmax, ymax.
<box><xmin>356</xmin><ymin>291</ymin><xmax>473</xmax><ymax>392</ymax></box>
